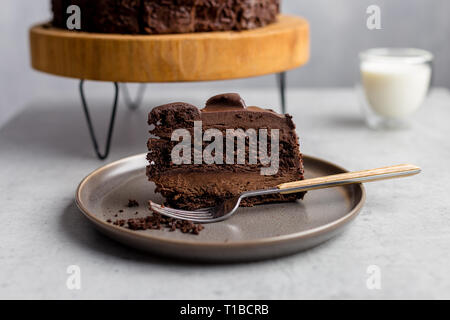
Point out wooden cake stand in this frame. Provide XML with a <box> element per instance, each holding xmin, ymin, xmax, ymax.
<box><xmin>29</xmin><ymin>15</ymin><xmax>309</xmax><ymax>159</ymax></box>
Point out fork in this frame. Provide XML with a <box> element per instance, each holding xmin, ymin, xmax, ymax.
<box><xmin>149</xmin><ymin>164</ymin><xmax>421</xmax><ymax>223</ymax></box>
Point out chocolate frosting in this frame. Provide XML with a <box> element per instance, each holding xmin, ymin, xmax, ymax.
<box><xmin>51</xmin><ymin>0</ymin><xmax>280</xmax><ymax>34</ymax></box>
<box><xmin>204</xmin><ymin>93</ymin><xmax>247</xmax><ymax>111</ymax></box>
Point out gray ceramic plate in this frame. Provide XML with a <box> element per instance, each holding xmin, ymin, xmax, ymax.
<box><xmin>76</xmin><ymin>154</ymin><xmax>365</xmax><ymax>262</ymax></box>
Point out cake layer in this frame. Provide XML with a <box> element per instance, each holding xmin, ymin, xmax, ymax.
<box><xmin>147</xmin><ymin>136</ymin><xmax>302</xmax><ymax>175</ymax></box>
<box><xmin>151</xmin><ymin>172</ymin><xmax>305</xmax><ymax>210</ymax></box>
<box><xmin>51</xmin><ymin>0</ymin><xmax>280</xmax><ymax>34</ymax></box>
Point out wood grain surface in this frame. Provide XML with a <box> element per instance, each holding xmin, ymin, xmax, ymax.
<box><xmin>29</xmin><ymin>15</ymin><xmax>309</xmax><ymax>83</ymax></box>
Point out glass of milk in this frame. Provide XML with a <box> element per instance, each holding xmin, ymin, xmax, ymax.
<box><xmin>358</xmin><ymin>48</ymin><xmax>433</xmax><ymax>129</ymax></box>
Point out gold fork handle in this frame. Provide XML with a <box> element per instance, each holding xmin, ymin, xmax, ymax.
<box><xmin>277</xmin><ymin>164</ymin><xmax>421</xmax><ymax>195</ymax></box>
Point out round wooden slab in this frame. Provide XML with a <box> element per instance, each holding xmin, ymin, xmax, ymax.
<box><xmin>29</xmin><ymin>15</ymin><xmax>309</xmax><ymax>83</ymax></box>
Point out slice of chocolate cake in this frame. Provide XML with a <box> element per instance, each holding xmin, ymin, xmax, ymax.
<box><xmin>146</xmin><ymin>93</ymin><xmax>305</xmax><ymax>210</ymax></box>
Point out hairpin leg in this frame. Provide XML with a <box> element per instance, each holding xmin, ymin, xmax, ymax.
<box><xmin>79</xmin><ymin>80</ymin><xmax>119</xmax><ymax>160</ymax></box>
<box><xmin>121</xmin><ymin>83</ymin><xmax>147</xmax><ymax>110</ymax></box>
<box><xmin>277</xmin><ymin>72</ymin><xmax>287</xmax><ymax>114</ymax></box>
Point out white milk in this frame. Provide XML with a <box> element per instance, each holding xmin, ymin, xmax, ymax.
<box><xmin>361</xmin><ymin>61</ymin><xmax>431</xmax><ymax>118</ymax></box>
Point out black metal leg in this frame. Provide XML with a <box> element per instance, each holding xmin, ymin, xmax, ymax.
<box><xmin>121</xmin><ymin>83</ymin><xmax>147</xmax><ymax>110</ymax></box>
<box><xmin>277</xmin><ymin>72</ymin><xmax>287</xmax><ymax>114</ymax></box>
<box><xmin>79</xmin><ymin>80</ymin><xmax>119</xmax><ymax>160</ymax></box>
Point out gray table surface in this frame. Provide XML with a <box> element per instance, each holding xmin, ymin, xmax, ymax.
<box><xmin>1</xmin><ymin>88</ymin><xmax>449</xmax><ymax>299</ymax></box>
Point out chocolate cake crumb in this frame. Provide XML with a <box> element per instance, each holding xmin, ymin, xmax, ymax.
<box><xmin>110</xmin><ymin>209</ymin><xmax>205</xmax><ymax>236</ymax></box>
<box><xmin>113</xmin><ymin>219</ymin><xmax>126</xmax><ymax>227</ymax></box>
<box><xmin>127</xmin><ymin>199</ymin><xmax>139</xmax><ymax>208</ymax></box>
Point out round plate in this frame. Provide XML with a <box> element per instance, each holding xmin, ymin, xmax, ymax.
<box><xmin>76</xmin><ymin>154</ymin><xmax>365</xmax><ymax>262</ymax></box>
<box><xmin>30</xmin><ymin>15</ymin><xmax>309</xmax><ymax>82</ymax></box>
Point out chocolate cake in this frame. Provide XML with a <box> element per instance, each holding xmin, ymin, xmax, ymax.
<box><xmin>51</xmin><ymin>0</ymin><xmax>280</xmax><ymax>34</ymax></box>
<box><xmin>146</xmin><ymin>93</ymin><xmax>305</xmax><ymax>210</ymax></box>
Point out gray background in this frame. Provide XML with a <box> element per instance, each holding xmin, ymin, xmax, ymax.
<box><xmin>1</xmin><ymin>0</ymin><xmax>449</xmax><ymax>126</ymax></box>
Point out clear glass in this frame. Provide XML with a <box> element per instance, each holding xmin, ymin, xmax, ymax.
<box><xmin>357</xmin><ymin>48</ymin><xmax>433</xmax><ymax>130</ymax></box>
